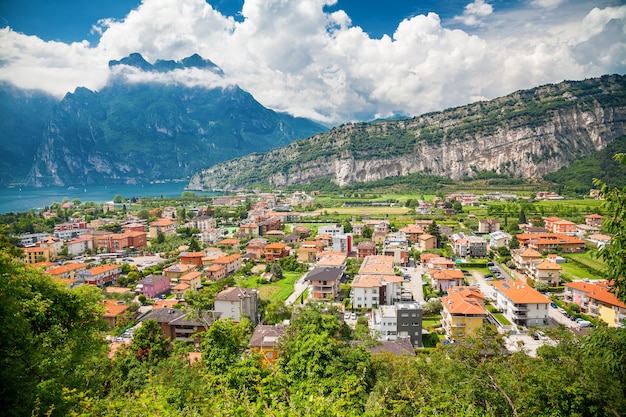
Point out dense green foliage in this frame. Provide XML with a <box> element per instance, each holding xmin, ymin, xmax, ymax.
<box><xmin>545</xmin><ymin>135</ymin><xmax>626</xmax><ymax>194</ymax></box>
<box><xmin>594</xmin><ymin>153</ymin><xmax>626</xmax><ymax>301</ymax></box>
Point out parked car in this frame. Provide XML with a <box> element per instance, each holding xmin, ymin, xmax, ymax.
<box><xmin>351</xmin><ymin>313</ymin><xmax>357</xmax><ymax>320</ymax></box>
<box><xmin>531</xmin><ymin>333</ymin><xmax>540</xmax><ymax>340</ymax></box>
<box><xmin>344</xmin><ymin>312</ymin><xmax>351</xmax><ymax>320</ymax></box>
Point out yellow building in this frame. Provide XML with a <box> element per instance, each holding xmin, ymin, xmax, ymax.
<box><xmin>441</xmin><ymin>286</ymin><xmax>488</xmax><ymax>340</ymax></box>
<box><xmin>23</xmin><ymin>246</ymin><xmax>53</xmax><ymax>264</ymax></box>
<box><xmin>249</xmin><ymin>324</ymin><xmax>286</xmax><ymax>367</ymax></box>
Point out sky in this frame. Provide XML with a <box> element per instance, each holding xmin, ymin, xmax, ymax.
<box><xmin>0</xmin><ymin>0</ymin><xmax>625</xmax><ymax>125</ymax></box>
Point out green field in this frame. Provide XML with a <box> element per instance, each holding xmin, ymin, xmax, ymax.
<box><xmin>561</xmin><ymin>262</ymin><xmax>603</xmax><ymax>281</ymax></box>
<box><xmin>492</xmin><ymin>313</ymin><xmax>512</xmax><ymax>326</ymax></box>
<box><xmin>422</xmin><ymin>315</ymin><xmax>443</xmax><ymax>329</ymax></box>
<box><xmin>564</xmin><ymin>252</ymin><xmax>606</xmax><ymax>272</ymax></box>
<box><xmin>238</xmin><ymin>272</ymin><xmax>302</xmax><ymax>302</ymax></box>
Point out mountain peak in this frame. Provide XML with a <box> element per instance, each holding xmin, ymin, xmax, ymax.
<box><xmin>108</xmin><ymin>53</ymin><xmax>224</xmax><ymax>75</ymax></box>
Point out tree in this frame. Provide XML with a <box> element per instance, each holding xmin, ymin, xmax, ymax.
<box><xmin>188</xmin><ymin>237</ymin><xmax>201</xmax><ymax>252</ymax></box>
<box><xmin>113</xmin><ymin>194</ymin><xmax>123</xmax><ymax>204</ymax></box>
<box><xmin>271</xmin><ymin>262</ymin><xmax>283</xmax><ymax>279</ymax></box>
<box><xmin>0</xmin><ymin>251</ymin><xmax>108</xmax><ymax>416</ymax></box>
<box><xmin>131</xmin><ymin>319</ymin><xmax>170</xmax><ymax>363</ymax></box>
<box><xmin>264</xmin><ymin>299</ymin><xmax>293</xmax><ymax>324</ymax></box>
<box><xmin>594</xmin><ymin>153</ymin><xmax>626</xmax><ymax>301</ymax></box>
<box><xmin>427</xmin><ymin>220</ymin><xmax>443</xmax><ymax>248</ymax></box>
<box><xmin>509</xmin><ymin>235</ymin><xmax>520</xmax><ymax>249</ymax></box>
<box><xmin>362</xmin><ymin>225</ymin><xmax>373</xmax><ymax>239</ymax></box>
<box><xmin>156</xmin><ymin>231</ymin><xmax>165</xmax><ymax>244</ymax></box>
<box><xmin>201</xmin><ymin>318</ymin><xmax>251</xmax><ymax>374</ymax></box>
<box><xmin>518</xmin><ymin>208</ymin><xmax>527</xmax><ymax>225</ymax></box>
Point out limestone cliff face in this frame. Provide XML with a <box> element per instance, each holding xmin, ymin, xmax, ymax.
<box><xmin>188</xmin><ymin>75</ymin><xmax>626</xmax><ymax>191</ymax></box>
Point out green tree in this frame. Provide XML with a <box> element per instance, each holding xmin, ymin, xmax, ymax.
<box><xmin>113</xmin><ymin>194</ymin><xmax>123</xmax><ymax>203</ymax></box>
<box><xmin>271</xmin><ymin>262</ymin><xmax>283</xmax><ymax>279</ymax></box>
<box><xmin>362</xmin><ymin>225</ymin><xmax>373</xmax><ymax>239</ymax></box>
<box><xmin>509</xmin><ymin>235</ymin><xmax>520</xmax><ymax>249</ymax></box>
<box><xmin>156</xmin><ymin>231</ymin><xmax>165</xmax><ymax>244</ymax></box>
<box><xmin>132</xmin><ymin>319</ymin><xmax>170</xmax><ymax>363</ymax></box>
<box><xmin>518</xmin><ymin>208</ymin><xmax>527</xmax><ymax>224</ymax></box>
<box><xmin>594</xmin><ymin>153</ymin><xmax>626</xmax><ymax>301</ymax></box>
<box><xmin>264</xmin><ymin>299</ymin><xmax>293</xmax><ymax>324</ymax></box>
<box><xmin>188</xmin><ymin>237</ymin><xmax>201</xmax><ymax>252</ymax></box>
<box><xmin>0</xmin><ymin>251</ymin><xmax>108</xmax><ymax>416</ymax></box>
<box><xmin>201</xmin><ymin>318</ymin><xmax>251</xmax><ymax>374</ymax></box>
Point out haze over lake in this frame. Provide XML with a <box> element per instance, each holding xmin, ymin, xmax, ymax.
<box><xmin>0</xmin><ymin>182</ymin><xmax>212</xmax><ymax>213</ymax></box>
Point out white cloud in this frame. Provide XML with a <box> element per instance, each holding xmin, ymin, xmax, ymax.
<box><xmin>0</xmin><ymin>0</ymin><xmax>624</xmax><ymax>125</ymax></box>
<box><xmin>455</xmin><ymin>0</ymin><xmax>494</xmax><ymax>26</ymax></box>
<box><xmin>531</xmin><ymin>0</ymin><xmax>566</xmax><ymax>10</ymax></box>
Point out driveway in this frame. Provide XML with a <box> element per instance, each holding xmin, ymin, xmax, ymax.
<box><xmin>285</xmin><ymin>271</ymin><xmax>310</xmax><ymax>305</ymax></box>
<box><xmin>402</xmin><ymin>265</ymin><xmax>424</xmax><ymax>303</ymax></box>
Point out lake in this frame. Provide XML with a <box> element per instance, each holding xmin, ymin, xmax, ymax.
<box><xmin>0</xmin><ymin>183</ymin><xmax>214</xmax><ymax>213</ymax></box>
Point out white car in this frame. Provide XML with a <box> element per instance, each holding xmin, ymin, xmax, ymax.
<box><xmin>344</xmin><ymin>312</ymin><xmax>351</xmax><ymax>320</ymax></box>
<box><xmin>350</xmin><ymin>313</ymin><xmax>357</xmax><ymax>320</ymax></box>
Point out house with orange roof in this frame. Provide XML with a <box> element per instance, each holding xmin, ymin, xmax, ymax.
<box><xmin>563</xmin><ymin>280</ymin><xmax>626</xmax><ymax>327</ymax></box>
<box><xmin>78</xmin><ymin>264</ymin><xmax>122</xmax><ymax>287</ymax></box>
<box><xmin>65</xmin><ymin>234</ymin><xmax>95</xmax><ymax>256</ymax></box>
<box><xmin>529</xmin><ymin>260</ymin><xmax>562</xmax><ymax>286</ymax></box>
<box><xmin>149</xmin><ymin>218</ymin><xmax>176</xmax><ymax>238</ymax></box>
<box><xmin>239</xmin><ymin>223</ymin><xmax>260</xmax><ymax>237</ymax></box>
<box><xmin>205</xmin><ymin>264</ymin><xmax>226</xmax><ymax>281</ymax></box>
<box><xmin>418</xmin><ymin>233</ymin><xmax>437</xmax><ymax>251</ymax></box>
<box><xmin>550</xmin><ymin>219</ymin><xmax>577</xmax><ymax>235</ymax></box>
<box><xmin>430</xmin><ymin>269</ymin><xmax>465</xmax><ymax>292</ymax></box>
<box><xmin>359</xmin><ymin>255</ymin><xmax>395</xmax><ymax>276</ymax></box>
<box><xmin>316</xmin><ymin>251</ymin><xmax>348</xmax><ymax>268</ymax></box>
<box><xmin>585</xmin><ymin>213</ymin><xmax>605</xmax><ymax>227</ymax></box>
<box><xmin>124</xmin><ymin>230</ymin><xmax>147</xmax><ymax>249</ymax></box>
<box><xmin>427</xmin><ymin>256</ymin><xmax>456</xmax><ymax>270</ymax></box>
<box><xmin>528</xmin><ymin>233</ymin><xmax>586</xmax><ymax>253</ymax></box>
<box><xmin>492</xmin><ymin>281</ymin><xmax>550</xmax><ymax>327</ymax></box>
<box><xmin>441</xmin><ymin>286</ymin><xmax>488</xmax><ymax>339</ymax></box>
<box><xmin>179</xmin><ymin>251</ymin><xmax>205</xmax><ymax>267</ymax></box>
<box><xmin>163</xmin><ymin>263</ymin><xmax>196</xmax><ymax>280</ymax></box>
<box><xmin>180</xmin><ymin>271</ymin><xmax>203</xmax><ymax>291</ymax></box>
<box><xmin>297</xmin><ymin>241</ymin><xmax>323</xmax><ymax>263</ymax></box>
<box><xmin>420</xmin><ymin>253</ymin><xmax>440</xmax><ymax>266</ymax></box>
<box><xmin>102</xmin><ymin>300</ymin><xmax>130</xmax><ymax>328</ymax></box>
<box><xmin>357</xmin><ymin>241</ymin><xmax>377</xmax><ymax>259</ymax></box>
<box><xmin>216</xmin><ymin>238</ymin><xmax>241</xmax><ymax>250</ymax></box>
<box><xmin>246</xmin><ymin>240</ymin><xmax>267</xmax><ymax>259</ymax></box>
<box><xmin>52</xmin><ymin>277</ymin><xmax>81</xmax><ymax>289</ymax></box>
<box><xmin>400</xmin><ymin>224</ymin><xmax>425</xmax><ymax>243</ymax></box>
<box><xmin>153</xmin><ymin>299</ymin><xmax>184</xmax><ymax>309</ymax></box>
<box><xmin>314</xmin><ymin>233</ymin><xmax>333</xmax><ymax>248</ymax></box>
<box><xmin>47</xmin><ymin>262</ymin><xmax>89</xmax><ymax>279</ymax></box>
<box><xmin>543</xmin><ymin>216</ymin><xmax>565</xmax><ymax>230</ymax></box>
<box><xmin>351</xmin><ymin>256</ymin><xmax>403</xmax><ymax>308</ymax></box>
<box><xmin>23</xmin><ymin>246</ymin><xmax>53</xmax><ymax>264</ymax></box>
<box><xmin>512</xmin><ymin>248</ymin><xmax>543</xmax><ymax>275</ymax></box>
<box><xmin>264</xmin><ymin>242</ymin><xmax>290</xmax><ymax>262</ymax></box>
<box><xmin>212</xmin><ymin>254</ymin><xmax>243</xmax><ymax>275</ymax></box>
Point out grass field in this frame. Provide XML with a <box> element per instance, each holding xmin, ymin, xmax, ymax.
<box><xmin>312</xmin><ymin>206</ymin><xmax>412</xmax><ymax>215</ymax></box>
<box><xmin>422</xmin><ymin>315</ymin><xmax>442</xmax><ymax>329</ymax></box>
<box><xmin>492</xmin><ymin>313</ymin><xmax>512</xmax><ymax>326</ymax></box>
<box><xmin>238</xmin><ymin>272</ymin><xmax>302</xmax><ymax>302</ymax></box>
<box><xmin>564</xmin><ymin>252</ymin><xmax>606</xmax><ymax>272</ymax></box>
<box><xmin>561</xmin><ymin>262</ymin><xmax>603</xmax><ymax>281</ymax></box>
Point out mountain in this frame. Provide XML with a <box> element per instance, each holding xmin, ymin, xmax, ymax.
<box><xmin>0</xmin><ymin>53</ymin><xmax>327</xmax><ymax>187</ymax></box>
<box><xmin>0</xmin><ymin>83</ymin><xmax>58</xmax><ymax>186</ymax></box>
<box><xmin>187</xmin><ymin>74</ymin><xmax>626</xmax><ymax>191</ymax></box>
<box><xmin>544</xmin><ymin>134</ymin><xmax>626</xmax><ymax>194</ymax></box>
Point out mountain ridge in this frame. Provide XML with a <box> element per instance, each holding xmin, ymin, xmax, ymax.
<box><xmin>0</xmin><ymin>53</ymin><xmax>327</xmax><ymax>187</ymax></box>
<box><xmin>187</xmin><ymin>74</ymin><xmax>626</xmax><ymax>191</ymax></box>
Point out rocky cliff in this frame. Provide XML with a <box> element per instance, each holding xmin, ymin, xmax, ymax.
<box><xmin>188</xmin><ymin>74</ymin><xmax>626</xmax><ymax>190</ymax></box>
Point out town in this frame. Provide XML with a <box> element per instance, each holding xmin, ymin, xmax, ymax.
<box><xmin>2</xmin><ymin>185</ymin><xmax>625</xmax><ymax>416</ymax></box>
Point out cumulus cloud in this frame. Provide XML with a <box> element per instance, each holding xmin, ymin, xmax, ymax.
<box><xmin>454</xmin><ymin>0</ymin><xmax>494</xmax><ymax>26</ymax></box>
<box><xmin>0</xmin><ymin>0</ymin><xmax>625</xmax><ymax>125</ymax></box>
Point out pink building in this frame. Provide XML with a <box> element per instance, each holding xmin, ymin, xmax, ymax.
<box><xmin>140</xmin><ymin>274</ymin><xmax>171</xmax><ymax>298</ymax></box>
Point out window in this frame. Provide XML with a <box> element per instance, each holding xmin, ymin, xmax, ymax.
<box><xmin>266</xmin><ymin>351</ymin><xmax>274</xmax><ymax>359</ymax></box>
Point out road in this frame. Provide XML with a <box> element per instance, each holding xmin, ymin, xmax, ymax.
<box><xmin>402</xmin><ymin>264</ymin><xmax>424</xmax><ymax>303</ymax></box>
<box><xmin>285</xmin><ymin>271</ymin><xmax>310</xmax><ymax>305</ymax></box>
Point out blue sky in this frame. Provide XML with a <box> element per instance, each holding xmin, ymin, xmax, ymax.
<box><xmin>0</xmin><ymin>0</ymin><xmax>624</xmax><ymax>124</ymax></box>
